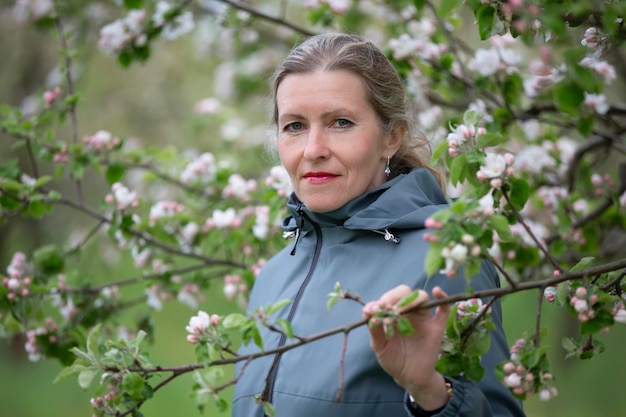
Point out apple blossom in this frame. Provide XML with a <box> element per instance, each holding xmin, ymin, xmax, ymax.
<box><xmin>83</xmin><ymin>130</ymin><xmax>120</xmax><ymax>151</ymax></box>
<box><xmin>110</xmin><ymin>183</ymin><xmax>139</xmax><ymax>211</ymax></box>
<box><xmin>149</xmin><ymin>201</ymin><xmax>184</xmax><ymax>225</ymax></box>
<box><xmin>584</xmin><ymin>92</ymin><xmax>609</xmax><ymax>115</ymax></box>
<box><xmin>543</xmin><ymin>286</ymin><xmax>557</xmax><ymax>303</ymax></box>
<box><xmin>11</xmin><ymin>0</ymin><xmax>53</xmax><ymax>23</ymax></box>
<box><xmin>153</xmin><ymin>2</ymin><xmax>195</xmax><ymax>40</ymax></box>
<box><xmin>468</xmin><ymin>48</ymin><xmax>501</xmax><ymax>76</ymax></box>
<box><xmin>194</xmin><ymin>97</ymin><xmax>222</xmax><ymax>114</ymax></box>
<box><xmin>180</xmin><ymin>152</ymin><xmax>217</xmax><ymax>185</ymax></box>
<box><xmin>478</xmin><ymin>153</ymin><xmax>507</xmax><ymax>179</ymax></box>
<box><xmin>580</xmin><ymin>57</ymin><xmax>616</xmax><ymax>85</ymax></box>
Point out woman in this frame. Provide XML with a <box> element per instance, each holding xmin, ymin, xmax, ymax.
<box><xmin>232</xmin><ymin>33</ymin><xmax>525</xmax><ymax>417</ymax></box>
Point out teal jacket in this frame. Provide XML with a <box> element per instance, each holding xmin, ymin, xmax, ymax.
<box><xmin>232</xmin><ymin>169</ymin><xmax>525</xmax><ymax>417</ymax></box>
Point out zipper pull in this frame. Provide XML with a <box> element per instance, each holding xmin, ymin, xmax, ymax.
<box><xmin>382</xmin><ymin>229</ymin><xmax>401</xmax><ymax>244</ymax></box>
<box><xmin>290</xmin><ymin>207</ymin><xmax>305</xmax><ymax>255</ymax></box>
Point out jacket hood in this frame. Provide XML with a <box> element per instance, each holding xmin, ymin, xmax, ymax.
<box><xmin>282</xmin><ymin>168</ymin><xmax>448</xmax><ymax>232</ymax></box>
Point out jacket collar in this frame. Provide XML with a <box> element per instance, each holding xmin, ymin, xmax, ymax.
<box><xmin>283</xmin><ymin>168</ymin><xmax>448</xmax><ymax>232</ymax></box>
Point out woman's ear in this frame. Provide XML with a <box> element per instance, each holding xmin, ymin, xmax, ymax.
<box><xmin>384</xmin><ymin>123</ymin><xmax>406</xmax><ymax>156</ymax></box>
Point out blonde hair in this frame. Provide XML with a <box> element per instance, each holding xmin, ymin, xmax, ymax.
<box><xmin>270</xmin><ymin>33</ymin><xmax>443</xmax><ymax>188</ymax></box>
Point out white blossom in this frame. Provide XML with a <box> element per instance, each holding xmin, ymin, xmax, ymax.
<box><xmin>478</xmin><ymin>153</ymin><xmax>507</xmax><ymax>179</ymax></box>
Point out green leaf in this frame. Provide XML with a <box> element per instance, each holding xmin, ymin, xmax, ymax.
<box><xmin>33</xmin><ymin>175</ymin><xmax>52</xmax><ymax>188</ymax></box>
<box><xmin>436</xmin><ymin>353</ymin><xmax>463</xmax><ymax>377</ymax></box>
<box><xmin>556</xmin><ymin>282</ymin><xmax>569</xmax><ymax>306</ymax></box>
<box><xmin>476</xmin><ymin>133</ymin><xmax>504</xmax><ymax>148</ymax></box>
<box><xmin>476</xmin><ymin>5</ymin><xmax>496</xmax><ymax>40</ymax></box>
<box><xmin>78</xmin><ymin>368</ymin><xmax>98</xmax><ymax>389</ymax></box>
<box><xmin>28</xmin><ymin>200</ymin><xmax>50</xmax><ymax>219</ymax></box>
<box><xmin>130</xmin><ymin>330</ymin><xmax>147</xmax><ymax>354</ymax></box>
<box><xmin>503</xmin><ymin>73</ymin><xmax>523</xmax><ymax>107</ymax></box>
<box><xmin>122</xmin><ymin>372</ymin><xmax>145</xmax><ymax>401</ymax></box>
<box><xmin>553</xmin><ymin>80</ymin><xmax>584</xmax><ymax>115</ymax></box>
<box><xmin>53</xmin><ymin>364</ymin><xmax>84</xmax><ymax>384</ymax></box>
<box><xmin>222</xmin><ymin>313</ymin><xmax>248</xmax><ymax>329</ymax></box>
<box><xmin>105</xmin><ymin>163</ymin><xmax>126</xmax><ymax>185</ymax></box>
<box><xmin>508</xmin><ymin>178</ymin><xmax>530</xmax><ymax>210</ymax></box>
<box><xmin>124</xmin><ymin>0</ymin><xmax>143</xmax><ymax>9</ymax></box>
<box><xmin>86</xmin><ymin>323</ymin><xmax>102</xmax><ymax>359</ymax></box>
<box><xmin>70</xmin><ymin>347</ymin><xmax>94</xmax><ymax>364</ymax></box>
<box><xmin>431</xmin><ymin>140</ymin><xmax>449</xmax><ymax>165</ymax></box>
<box><xmin>570</xmin><ymin>256</ymin><xmax>595</xmax><ymax>272</ymax></box>
<box><xmin>576</xmin><ymin>115</ymin><xmax>594</xmax><ymax>136</ymax></box>
<box><xmin>449</xmin><ymin>153</ymin><xmax>467</xmax><ymax>186</ymax></box>
<box><xmin>439</xmin><ymin>0</ymin><xmax>459</xmax><ymax>17</ymax></box>
<box><xmin>263</xmin><ymin>402</ymin><xmax>276</xmax><ymax>417</ymax></box>
<box><xmin>463</xmin><ymin>110</ymin><xmax>481</xmax><ymax>126</ymax></box>
<box><xmin>397</xmin><ymin>291</ymin><xmax>419</xmax><ymax>308</ymax></box>
<box><xmin>326</xmin><ymin>294</ymin><xmax>339</xmax><ymax>311</ymax></box>
<box><xmin>424</xmin><ymin>245</ymin><xmax>444</xmax><ymax>277</ymax></box>
<box><xmin>489</xmin><ymin>215</ymin><xmax>512</xmax><ymax>241</ymax></box>
<box><xmin>33</xmin><ymin>244</ymin><xmax>65</xmax><ymax>274</ymax></box>
<box><xmin>561</xmin><ymin>336</ymin><xmax>577</xmax><ymax>353</ymax></box>
<box><xmin>464</xmin><ymin>331</ymin><xmax>491</xmax><ymax>356</ymax></box>
<box><xmin>462</xmin><ymin>355</ymin><xmax>485</xmax><ymax>381</ymax></box>
<box><xmin>266</xmin><ymin>299</ymin><xmax>292</xmax><ymax>315</ymax></box>
<box><xmin>396</xmin><ymin>317</ymin><xmax>415</xmax><ymax>335</ymax></box>
<box><xmin>275</xmin><ymin>319</ymin><xmax>294</xmax><ymax>339</ymax></box>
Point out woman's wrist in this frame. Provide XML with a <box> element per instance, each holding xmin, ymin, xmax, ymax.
<box><xmin>404</xmin><ymin>373</ymin><xmax>452</xmax><ymax>412</ymax></box>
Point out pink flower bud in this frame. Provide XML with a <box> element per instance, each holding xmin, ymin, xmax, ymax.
<box><xmin>424</xmin><ymin>218</ymin><xmax>438</xmax><ymax>229</ymax></box>
<box><xmin>186</xmin><ymin>334</ymin><xmax>199</xmax><ymax>343</ymax></box>
<box><xmin>210</xmin><ymin>314</ymin><xmax>220</xmax><ymax>326</ymax></box>
<box><xmin>575</xmin><ymin>287</ymin><xmax>587</xmax><ymax>298</ymax></box>
<box><xmin>503</xmin><ymin>362</ymin><xmax>516</xmax><ymax>373</ymax></box>
<box><xmin>490</xmin><ymin>178</ymin><xmax>502</xmax><ymax>189</ymax></box>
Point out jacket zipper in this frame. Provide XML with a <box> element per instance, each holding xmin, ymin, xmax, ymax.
<box><xmin>261</xmin><ymin>207</ymin><xmax>323</xmax><ymax>413</ymax></box>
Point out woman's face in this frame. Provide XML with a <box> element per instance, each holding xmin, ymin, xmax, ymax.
<box><xmin>276</xmin><ymin>70</ymin><xmax>401</xmax><ymax>213</ymax></box>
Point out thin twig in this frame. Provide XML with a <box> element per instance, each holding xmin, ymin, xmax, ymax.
<box><xmin>501</xmin><ymin>188</ymin><xmax>562</xmax><ymax>271</ymax></box>
<box><xmin>52</xmin><ymin>1</ymin><xmax>84</xmax><ymax>204</ymax></box>
<box><xmin>334</xmin><ymin>331</ymin><xmax>349</xmax><ymax>402</ymax></box>
<box><xmin>534</xmin><ymin>288</ymin><xmax>543</xmax><ymax>348</ymax></box>
<box><xmin>218</xmin><ymin>0</ymin><xmax>316</xmax><ymax>36</ymax></box>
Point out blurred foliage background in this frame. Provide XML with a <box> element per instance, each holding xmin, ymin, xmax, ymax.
<box><xmin>1</xmin><ymin>2</ymin><xmax>626</xmax><ymax>417</ymax></box>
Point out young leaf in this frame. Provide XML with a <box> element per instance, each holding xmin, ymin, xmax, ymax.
<box><xmin>266</xmin><ymin>299</ymin><xmax>292</xmax><ymax>315</ymax></box>
<box><xmin>424</xmin><ymin>246</ymin><xmax>444</xmax><ymax>277</ymax></box>
<box><xmin>476</xmin><ymin>5</ymin><xmax>496</xmax><ymax>40</ymax></box>
<box><xmin>570</xmin><ymin>256</ymin><xmax>596</xmax><ymax>272</ymax></box>
<box><xmin>396</xmin><ymin>290</ymin><xmax>419</xmax><ymax>309</ymax></box>
<box><xmin>78</xmin><ymin>369</ymin><xmax>98</xmax><ymax>390</ymax></box>
<box><xmin>222</xmin><ymin>313</ymin><xmax>248</xmax><ymax>329</ymax></box>
<box><xmin>275</xmin><ymin>319</ymin><xmax>294</xmax><ymax>339</ymax></box>
<box><xmin>396</xmin><ymin>317</ymin><xmax>415</xmax><ymax>335</ymax></box>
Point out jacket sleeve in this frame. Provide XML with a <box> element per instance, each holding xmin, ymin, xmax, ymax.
<box><xmin>408</xmin><ymin>260</ymin><xmax>527</xmax><ymax>417</ymax></box>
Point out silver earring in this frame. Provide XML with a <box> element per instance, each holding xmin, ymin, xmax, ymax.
<box><xmin>384</xmin><ymin>155</ymin><xmax>391</xmax><ymax>177</ymax></box>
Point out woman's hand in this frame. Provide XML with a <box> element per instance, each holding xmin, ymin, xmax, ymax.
<box><xmin>362</xmin><ymin>285</ymin><xmax>451</xmax><ymax>411</ymax></box>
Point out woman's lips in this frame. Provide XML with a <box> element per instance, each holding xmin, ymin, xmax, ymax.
<box><xmin>303</xmin><ymin>172</ymin><xmax>339</xmax><ymax>184</ymax></box>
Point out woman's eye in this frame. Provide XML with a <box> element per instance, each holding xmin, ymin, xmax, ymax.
<box><xmin>334</xmin><ymin>118</ymin><xmax>353</xmax><ymax>128</ymax></box>
<box><xmin>284</xmin><ymin>122</ymin><xmax>304</xmax><ymax>132</ymax></box>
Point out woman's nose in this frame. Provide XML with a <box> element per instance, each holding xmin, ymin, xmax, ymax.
<box><xmin>303</xmin><ymin>126</ymin><xmax>330</xmax><ymax>160</ymax></box>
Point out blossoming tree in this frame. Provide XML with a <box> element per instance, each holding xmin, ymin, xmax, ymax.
<box><xmin>1</xmin><ymin>0</ymin><xmax>626</xmax><ymax>416</ymax></box>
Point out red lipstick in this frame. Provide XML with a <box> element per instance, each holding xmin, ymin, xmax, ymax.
<box><xmin>303</xmin><ymin>172</ymin><xmax>338</xmax><ymax>184</ymax></box>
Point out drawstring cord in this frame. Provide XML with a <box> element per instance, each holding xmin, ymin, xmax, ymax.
<box><xmin>289</xmin><ymin>207</ymin><xmax>305</xmax><ymax>255</ymax></box>
<box><xmin>373</xmin><ymin>228</ymin><xmax>401</xmax><ymax>244</ymax></box>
